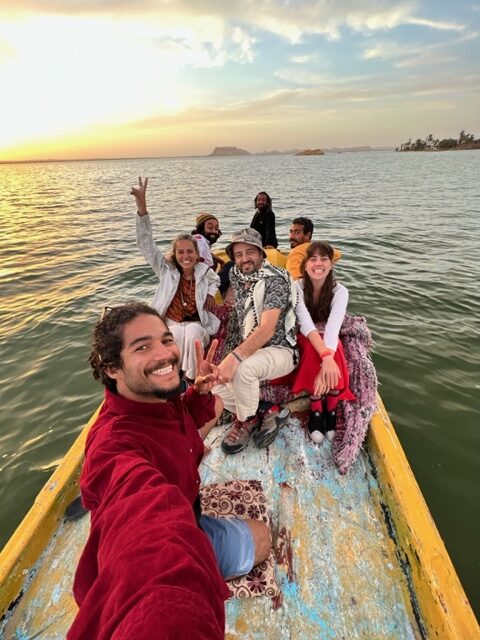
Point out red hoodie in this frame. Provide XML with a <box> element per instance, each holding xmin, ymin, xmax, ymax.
<box><xmin>68</xmin><ymin>387</ymin><xmax>229</xmax><ymax>640</ymax></box>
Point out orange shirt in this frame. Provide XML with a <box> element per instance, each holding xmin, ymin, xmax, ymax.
<box><xmin>165</xmin><ymin>276</ymin><xmax>199</xmax><ymax>322</ymax></box>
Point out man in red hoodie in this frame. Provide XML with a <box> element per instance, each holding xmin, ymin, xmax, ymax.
<box><xmin>68</xmin><ymin>303</ymin><xmax>270</xmax><ymax>640</ymax></box>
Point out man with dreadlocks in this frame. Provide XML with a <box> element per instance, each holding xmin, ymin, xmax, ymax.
<box><xmin>250</xmin><ymin>191</ymin><xmax>278</xmax><ymax>249</ymax></box>
<box><xmin>213</xmin><ymin>228</ymin><xmax>297</xmax><ymax>454</ymax></box>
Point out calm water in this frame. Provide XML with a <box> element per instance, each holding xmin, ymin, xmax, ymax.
<box><xmin>1</xmin><ymin>152</ymin><xmax>479</xmax><ymax>614</ymax></box>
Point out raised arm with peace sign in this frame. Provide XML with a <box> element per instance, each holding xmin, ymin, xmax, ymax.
<box><xmin>193</xmin><ymin>339</ymin><xmax>219</xmax><ymax>395</ymax></box>
<box><xmin>130</xmin><ymin>176</ymin><xmax>148</xmax><ymax>216</ymax></box>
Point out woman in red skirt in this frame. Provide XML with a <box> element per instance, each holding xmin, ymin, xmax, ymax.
<box><xmin>292</xmin><ymin>242</ymin><xmax>355</xmax><ymax>443</ymax></box>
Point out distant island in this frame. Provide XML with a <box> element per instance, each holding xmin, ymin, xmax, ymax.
<box><xmin>295</xmin><ymin>148</ymin><xmax>325</xmax><ymax>156</ymax></box>
<box><xmin>209</xmin><ymin>146</ymin><xmax>250</xmax><ymax>156</ymax></box>
<box><xmin>206</xmin><ymin>145</ymin><xmax>393</xmax><ymax>157</ymax></box>
<box><xmin>324</xmin><ymin>145</ymin><xmax>393</xmax><ymax>153</ymax></box>
<box><xmin>397</xmin><ymin>131</ymin><xmax>480</xmax><ymax>152</ymax></box>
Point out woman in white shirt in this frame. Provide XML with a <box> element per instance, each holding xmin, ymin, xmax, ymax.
<box><xmin>293</xmin><ymin>242</ymin><xmax>355</xmax><ymax>443</ymax></box>
<box><xmin>131</xmin><ymin>178</ymin><xmax>220</xmax><ymax>380</ymax></box>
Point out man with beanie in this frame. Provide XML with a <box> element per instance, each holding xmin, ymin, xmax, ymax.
<box><xmin>192</xmin><ymin>212</ymin><xmax>224</xmax><ymax>270</ymax></box>
<box><xmin>213</xmin><ymin>228</ymin><xmax>297</xmax><ymax>455</ymax></box>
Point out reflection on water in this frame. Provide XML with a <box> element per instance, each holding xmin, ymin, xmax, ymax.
<box><xmin>1</xmin><ymin>151</ymin><xmax>479</xmax><ymax>612</ymax></box>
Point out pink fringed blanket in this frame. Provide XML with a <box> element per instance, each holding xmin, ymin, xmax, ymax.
<box><xmin>333</xmin><ymin>314</ymin><xmax>377</xmax><ymax>474</ymax></box>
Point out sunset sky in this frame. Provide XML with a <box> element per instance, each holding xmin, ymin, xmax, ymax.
<box><xmin>1</xmin><ymin>1</ymin><xmax>479</xmax><ymax>161</ymax></box>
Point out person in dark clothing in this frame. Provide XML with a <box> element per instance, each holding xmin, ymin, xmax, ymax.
<box><xmin>250</xmin><ymin>191</ymin><xmax>278</xmax><ymax>248</ymax></box>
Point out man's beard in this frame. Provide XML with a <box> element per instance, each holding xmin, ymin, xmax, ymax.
<box><xmin>152</xmin><ymin>380</ymin><xmax>184</xmax><ymax>399</ymax></box>
<box><xmin>205</xmin><ymin>232</ymin><xmax>220</xmax><ymax>245</ymax></box>
<box><xmin>139</xmin><ymin>356</ymin><xmax>183</xmax><ymax>399</ymax></box>
<box><xmin>207</xmin><ymin>233</ymin><xmax>220</xmax><ymax>244</ymax></box>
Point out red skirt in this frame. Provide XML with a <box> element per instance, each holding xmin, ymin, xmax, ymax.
<box><xmin>274</xmin><ymin>333</ymin><xmax>356</xmax><ymax>401</ymax></box>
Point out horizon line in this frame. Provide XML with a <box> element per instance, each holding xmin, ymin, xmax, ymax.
<box><xmin>0</xmin><ymin>146</ymin><xmax>395</xmax><ymax>166</ymax></box>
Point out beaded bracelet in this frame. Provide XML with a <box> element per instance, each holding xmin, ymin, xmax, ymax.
<box><xmin>232</xmin><ymin>351</ymin><xmax>244</xmax><ymax>363</ymax></box>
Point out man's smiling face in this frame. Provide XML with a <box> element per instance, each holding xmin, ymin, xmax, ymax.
<box><xmin>107</xmin><ymin>314</ymin><xmax>181</xmax><ymax>402</ymax></box>
<box><xmin>233</xmin><ymin>242</ymin><xmax>263</xmax><ymax>275</ymax></box>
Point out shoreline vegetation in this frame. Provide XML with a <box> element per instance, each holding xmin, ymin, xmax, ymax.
<box><xmin>396</xmin><ymin>130</ymin><xmax>480</xmax><ymax>152</ymax></box>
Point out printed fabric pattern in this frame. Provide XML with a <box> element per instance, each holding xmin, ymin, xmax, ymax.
<box><xmin>200</xmin><ymin>480</ymin><xmax>280</xmax><ymax>599</ymax></box>
<box><xmin>229</xmin><ymin>260</ymin><xmax>297</xmax><ymax>349</ymax></box>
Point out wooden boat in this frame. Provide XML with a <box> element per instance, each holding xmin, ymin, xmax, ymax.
<box><xmin>1</xmin><ymin>398</ymin><xmax>478</xmax><ymax>639</ymax></box>
<box><xmin>0</xmin><ymin>250</ymin><xmax>478</xmax><ymax>638</ymax></box>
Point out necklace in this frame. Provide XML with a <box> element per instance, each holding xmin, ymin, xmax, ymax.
<box><xmin>180</xmin><ymin>274</ymin><xmax>194</xmax><ymax>307</ymax></box>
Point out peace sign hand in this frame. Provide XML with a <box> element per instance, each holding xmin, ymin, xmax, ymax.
<box><xmin>193</xmin><ymin>339</ymin><xmax>219</xmax><ymax>394</ymax></box>
<box><xmin>130</xmin><ymin>176</ymin><xmax>148</xmax><ymax>216</ymax></box>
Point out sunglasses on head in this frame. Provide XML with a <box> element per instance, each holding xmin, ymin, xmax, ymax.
<box><xmin>101</xmin><ymin>305</ymin><xmax>124</xmax><ymax>320</ymax></box>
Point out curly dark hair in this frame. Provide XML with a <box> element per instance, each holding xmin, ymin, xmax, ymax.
<box><xmin>300</xmin><ymin>241</ymin><xmax>336</xmax><ymax>323</ymax></box>
<box><xmin>89</xmin><ymin>303</ymin><xmax>162</xmax><ymax>391</ymax></box>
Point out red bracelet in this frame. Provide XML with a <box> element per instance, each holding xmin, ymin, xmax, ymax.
<box><xmin>320</xmin><ymin>350</ymin><xmax>334</xmax><ymax>359</ymax></box>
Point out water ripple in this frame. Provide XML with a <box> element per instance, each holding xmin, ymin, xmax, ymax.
<box><xmin>1</xmin><ymin>151</ymin><xmax>479</xmax><ymax>611</ymax></box>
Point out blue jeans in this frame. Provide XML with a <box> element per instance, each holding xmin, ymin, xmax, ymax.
<box><xmin>199</xmin><ymin>515</ymin><xmax>255</xmax><ymax>578</ymax></box>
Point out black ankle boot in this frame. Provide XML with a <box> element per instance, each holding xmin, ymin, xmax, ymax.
<box><xmin>307</xmin><ymin>410</ymin><xmax>325</xmax><ymax>444</ymax></box>
<box><xmin>325</xmin><ymin>410</ymin><xmax>337</xmax><ymax>442</ymax></box>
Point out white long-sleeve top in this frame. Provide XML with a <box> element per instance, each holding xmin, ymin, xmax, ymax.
<box><xmin>295</xmin><ymin>279</ymin><xmax>349</xmax><ymax>351</ymax></box>
<box><xmin>193</xmin><ymin>234</ymin><xmax>214</xmax><ymax>268</ymax></box>
<box><xmin>136</xmin><ymin>215</ymin><xmax>220</xmax><ymax>335</ymax></box>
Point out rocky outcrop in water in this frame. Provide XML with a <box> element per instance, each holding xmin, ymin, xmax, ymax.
<box><xmin>295</xmin><ymin>148</ymin><xmax>325</xmax><ymax>156</ymax></box>
<box><xmin>210</xmin><ymin>146</ymin><xmax>251</xmax><ymax>156</ymax></box>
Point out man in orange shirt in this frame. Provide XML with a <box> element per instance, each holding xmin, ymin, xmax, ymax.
<box><xmin>286</xmin><ymin>217</ymin><xmax>341</xmax><ymax>279</ymax></box>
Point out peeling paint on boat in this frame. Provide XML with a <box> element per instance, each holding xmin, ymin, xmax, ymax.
<box><xmin>1</xmin><ymin>398</ymin><xmax>478</xmax><ymax>639</ymax></box>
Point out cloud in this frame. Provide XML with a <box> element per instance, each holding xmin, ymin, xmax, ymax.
<box><xmin>231</xmin><ymin>26</ymin><xmax>256</xmax><ymax>63</ymax></box>
<box><xmin>129</xmin><ymin>89</ymin><xmax>305</xmax><ymax>130</ymax></box>
<box><xmin>1</xmin><ymin>0</ymin><xmax>477</xmax><ymax>158</ymax></box>
<box><xmin>0</xmin><ymin>1</ymin><xmax>468</xmax><ymax>43</ymax></box>
<box><xmin>116</xmin><ymin>68</ymin><xmax>479</xmax><ymax>134</ymax></box>
<box><xmin>362</xmin><ymin>29</ymin><xmax>478</xmax><ymax>68</ymax></box>
<box><xmin>406</xmin><ymin>16</ymin><xmax>465</xmax><ymax>32</ymax></box>
<box><xmin>363</xmin><ymin>41</ymin><xmax>405</xmax><ymax>61</ymax></box>
<box><xmin>274</xmin><ymin>68</ymin><xmax>329</xmax><ymax>86</ymax></box>
<box><xmin>290</xmin><ymin>54</ymin><xmax>313</xmax><ymax>64</ymax></box>
<box><xmin>395</xmin><ymin>53</ymin><xmax>459</xmax><ymax>69</ymax></box>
